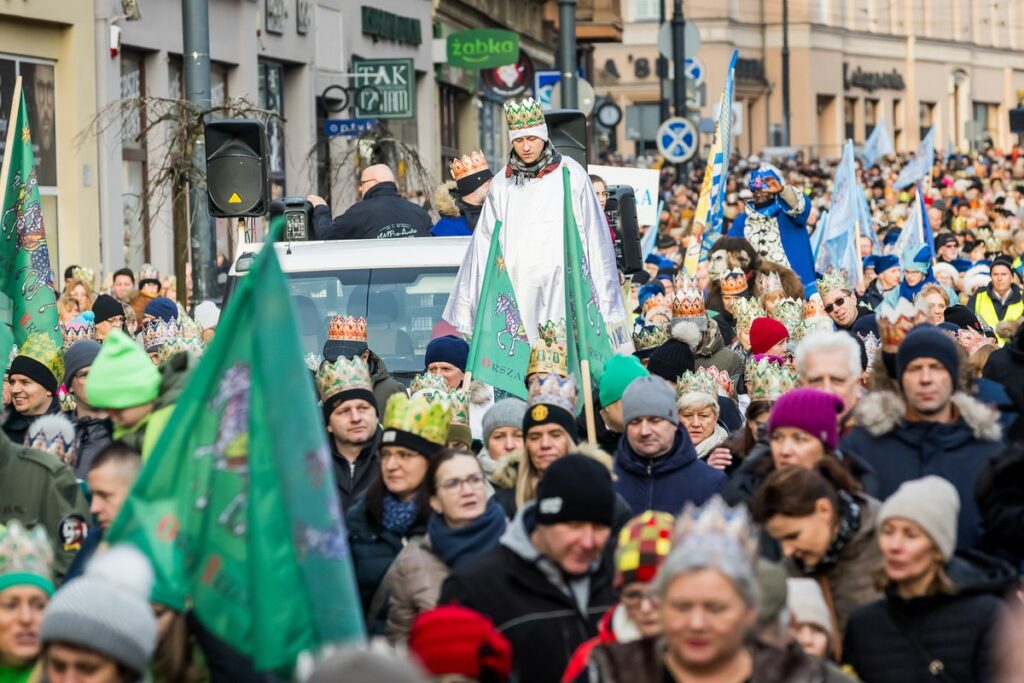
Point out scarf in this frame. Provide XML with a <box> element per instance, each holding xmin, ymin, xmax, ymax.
<box><xmin>428</xmin><ymin>498</ymin><xmax>507</xmax><ymax>570</ymax></box>
<box><xmin>797</xmin><ymin>489</ymin><xmax>861</xmax><ymax>575</ymax></box>
<box><xmin>381</xmin><ymin>493</ymin><xmax>419</xmax><ymax>535</ymax></box>
<box><xmin>695</xmin><ymin>424</ymin><xmax>729</xmax><ymax>459</ymax></box>
<box><xmin>507</xmin><ymin>142</ymin><xmax>562</xmax><ymax>186</ymax></box>
<box><xmin>897</xmin><ymin>269</ymin><xmax>936</xmax><ymax>302</ymax></box>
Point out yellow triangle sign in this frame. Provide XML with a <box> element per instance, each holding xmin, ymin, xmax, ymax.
<box><xmin>228</xmin><ymin>192</ymin><xmax>242</xmax><ymax>204</ymax></box>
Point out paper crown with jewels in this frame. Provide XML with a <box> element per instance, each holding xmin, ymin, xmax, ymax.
<box><xmin>60</xmin><ymin>312</ymin><xmax>96</xmax><ymax>350</ymax></box>
<box><xmin>675</xmin><ymin>370</ymin><xmax>719</xmax><ymax>400</ymax></box>
<box><xmin>504</xmin><ymin>97</ymin><xmax>546</xmax><ymax>131</ymax></box>
<box><xmin>155</xmin><ymin>336</ymin><xmax>205</xmax><ymax>366</ymax></box>
<box><xmin>745</xmin><ymin>355</ymin><xmax>797</xmax><ymax>401</ymax></box>
<box><xmin>672</xmin><ymin>496</ymin><xmax>759</xmax><ymax>566</ymax></box>
<box><xmin>633</xmin><ymin>321</ymin><xmax>669</xmax><ymax>352</ymax></box>
<box><xmin>860</xmin><ymin>331</ymin><xmax>880</xmax><ymax>373</ymax></box>
<box><xmin>697</xmin><ymin>365</ymin><xmax>735</xmax><ymax>397</ymax></box>
<box><xmin>448</xmin><ymin>387</ymin><xmax>470</xmax><ymax>425</ymax></box>
<box><xmin>527</xmin><ymin>320</ymin><xmax>569</xmax><ymax>378</ymax></box>
<box><xmin>527</xmin><ymin>373</ymin><xmax>578</xmax><ymax>414</ymax></box>
<box><xmin>756</xmin><ymin>271</ymin><xmax>784</xmax><ymax>296</ymax></box>
<box><xmin>409</xmin><ymin>372</ymin><xmax>453</xmax><ymax>402</ymax></box>
<box><xmin>876</xmin><ymin>299</ymin><xmax>918</xmax><ymax>352</ymax></box>
<box><xmin>672</xmin><ymin>276</ymin><xmax>707</xmax><ymax>322</ymax></box>
<box><xmin>731</xmin><ymin>298</ymin><xmax>766</xmax><ymax>331</ymax></box>
<box><xmin>70</xmin><ymin>266</ymin><xmax>96</xmax><ymax>288</ymax></box>
<box><xmin>803</xmin><ymin>297</ymin><xmax>827</xmax><ymax>320</ymax></box>
<box><xmin>15</xmin><ymin>333</ymin><xmax>63</xmax><ymax>385</ymax></box>
<box><xmin>328</xmin><ymin>315</ymin><xmax>367</xmax><ymax>343</ymax></box>
<box><xmin>0</xmin><ymin>520</ymin><xmax>54</xmax><ymax>593</ymax></box>
<box><xmin>816</xmin><ymin>268</ymin><xmax>852</xmax><ymax>297</ymax></box>
<box><xmin>142</xmin><ymin>318</ymin><xmax>183</xmax><ymax>353</ymax></box>
<box><xmin>316</xmin><ymin>355</ymin><xmax>374</xmax><ymax>403</ymax></box>
<box><xmin>304</xmin><ymin>352</ymin><xmax>323</xmax><ymax>372</ymax></box>
<box><xmin>771</xmin><ymin>298</ymin><xmax>805</xmax><ymax>336</ymax></box>
<box><xmin>956</xmin><ymin>328</ymin><xmax>997</xmax><ymax>356</ymax></box>
<box><xmin>449</xmin><ymin>150</ymin><xmax>489</xmax><ymax>181</ymax></box>
<box><xmin>642</xmin><ymin>293</ymin><xmax>673</xmax><ymax>321</ymax></box>
<box><xmin>25</xmin><ymin>414</ymin><xmax>76</xmax><ymax>468</ymax></box>
<box><xmin>382</xmin><ymin>392</ymin><xmax>453</xmax><ymax>451</ymax></box>
<box><xmin>720</xmin><ymin>269</ymin><xmax>749</xmax><ymax>296</ymax></box>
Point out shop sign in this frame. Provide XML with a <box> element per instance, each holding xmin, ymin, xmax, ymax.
<box><xmin>361</xmin><ymin>6</ymin><xmax>422</xmax><ymax>47</ymax></box>
<box><xmin>353</xmin><ymin>58</ymin><xmax>415</xmax><ymax>119</ymax></box>
<box><xmin>482</xmin><ymin>49</ymin><xmax>535</xmax><ymax>99</ymax></box>
<box><xmin>843</xmin><ymin>63</ymin><xmax>905</xmax><ymax>92</ymax></box>
<box><xmin>447</xmin><ymin>29</ymin><xmax>520</xmax><ymax>70</ymax></box>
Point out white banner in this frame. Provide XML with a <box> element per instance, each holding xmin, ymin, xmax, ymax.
<box><xmin>587</xmin><ymin>164</ymin><xmax>661</xmax><ymax>226</ymax></box>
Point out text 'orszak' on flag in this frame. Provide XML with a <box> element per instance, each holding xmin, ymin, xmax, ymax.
<box><xmin>108</xmin><ymin>216</ymin><xmax>365</xmax><ymax>675</ymax></box>
<box><xmin>465</xmin><ymin>218</ymin><xmax>531</xmax><ymax>400</ymax></box>
<box><xmin>0</xmin><ymin>76</ymin><xmax>60</xmax><ymax>356</ymax></box>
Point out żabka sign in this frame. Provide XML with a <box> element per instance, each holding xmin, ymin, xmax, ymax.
<box><xmin>447</xmin><ymin>29</ymin><xmax>520</xmax><ymax>70</ymax></box>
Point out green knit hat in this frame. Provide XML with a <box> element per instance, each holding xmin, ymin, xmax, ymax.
<box><xmin>85</xmin><ymin>329</ymin><xmax>162</xmax><ymax>409</ymax></box>
<box><xmin>599</xmin><ymin>354</ymin><xmax>650</xmax><ymax>408</ymax></box>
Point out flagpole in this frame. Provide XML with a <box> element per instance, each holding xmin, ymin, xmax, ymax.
<box><xmin>580</xmin><ymin>359</ymin><xmax>597</xmax><ymax>446</ymax></box>
<box><xmin>0</xmin><ymin>77</ymin><xmax>22</xmax><ymax>214</ymax></box>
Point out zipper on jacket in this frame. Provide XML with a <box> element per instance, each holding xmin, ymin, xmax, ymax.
<box><xmin>646</xmin><ymin>462</ymin><xmax>653</xmax><ymax>510</ymax></box>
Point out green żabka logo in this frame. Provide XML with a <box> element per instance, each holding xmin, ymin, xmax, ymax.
<box><xmin>447</xmin><ymin>29</ymin><xmax>520</xmax><ymax>70</ymax></box>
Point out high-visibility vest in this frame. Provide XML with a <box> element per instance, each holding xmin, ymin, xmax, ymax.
<box><xmin>973</xmin><ymin>290</ymin><xmax>1024</xmax><ymax>344</ymax></box>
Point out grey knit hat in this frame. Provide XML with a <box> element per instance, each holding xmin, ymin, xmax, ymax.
<box><xmin>41</xmin><ymin>545</ymin><xmax>158</xmax><ymax>676</ymax></box>
<box><xmin>622</xmin><ymin>375</ymin><xmax>678</xmax><ymax>425</ymax></box>
<box><xmin>63</xmin><ymin>339</ymin><xmax>102</xmax><ymax>386</ymax></box>
<box><xmin>786</xmin><ymin>578</ymin><xmax>833</xmax><ymax>638</ymax></box>
<box><xmin>481</xmin><ymin>398</ymin><xmax>527</xmax><ymax>444</ymax></box>
<box><xmin>878</xmin><ymin>476</ymin><xmax>960</xmax><ymax>560</ymax></box>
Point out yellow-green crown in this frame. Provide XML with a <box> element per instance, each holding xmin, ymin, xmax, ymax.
<box><xmin>16</xmin><ymin>333</ymin><xmax>63</xmax><ymax>383</ymax></box>
<box><xmin>770</xmin><ymin>297</ymin><xmax>805</xmax><ymax>335</ymax></box>
<box><xmin>504</xmin><ymin>97</ymin><xmax>546</xmax><ymax>131</ymax></box>
<box><xmin>409</xmin><ymin>372</ymin><xmax>452</xmax><ymax>398</ymax></box>
<box><xmin>0</xmin><ymin>520</ymin><xmax>53</xmax><ymax>585</ymax></box>
<box><xmin>675</xmin><ymin>370</ymin><xmax>718</xmax><ymax>399</ymax></box>
<box><xmin>316</xmin><ymin>356</ymin><xmax>373</xmax><ymax>402</ymax></box>
<box><xmin>633</xmin><ymin>321</ymin><xmax>669</xmax><ymax>351</ymax></box>
<box><xmin>816</xmin><ymin>268</ymin><xmax>852</xmax><ymax>297</ymax></box>
<box><xmin>732</xmin><ymin>298</ymin><xmax>766</xmax><ymax>330</ymax></box>
<box><xmin>745</xmin><ymin>356</ymin><xmax>797</xmax><ymax>401</ymax></box>
<box><xmin>448</xmin><ymin>387</ymin><xmax>470</xmax><ymax>425</ymax></box>
<box><xmin>383</xmin><ymin>392</ymin><xmax>453</xmax><ymax>447</ymax></box>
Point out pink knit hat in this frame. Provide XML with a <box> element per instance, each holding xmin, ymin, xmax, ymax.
<box><xmin>767</xmin><ymin>388</ymin><xmax>845</xmax><ymax>450</ymax></box>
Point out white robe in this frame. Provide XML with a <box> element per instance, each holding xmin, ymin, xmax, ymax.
<box><xmin>443</xmin><ymin>155</ymin><xmax>632</xmax><ymax>350</ymax></box>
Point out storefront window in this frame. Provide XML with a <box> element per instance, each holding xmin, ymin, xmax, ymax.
<box><xmin>844</xmin><ymin>97</ymin><xmax>857</xmax><ymax>141</ymax></box>
<box><xmin>864</xmin><ymin>98</ymin><xmax>878</xmax><ymax>140</ymax></box>
<box><xmin>919</xmin><ymin>101</ymin><xmax>935</xmax><ymax>139</ymax></box>
<box><xmin>258</xmin><ymin>60</ymin><xmax>286</xmax><ymax>198</ymax></box>
<box><xmin>439</xmin><ymin>83</ymin><xmax>462</xmax><ymax>173</ymax></box>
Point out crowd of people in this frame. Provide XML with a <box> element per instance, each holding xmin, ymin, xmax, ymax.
<box><xmin>3</xmin><ymin>94</ymin><xmax>1024</xmax><ymax>682</ymax></box>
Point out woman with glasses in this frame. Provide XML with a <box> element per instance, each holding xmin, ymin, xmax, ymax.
<box><xmin>383</xmin><ymin>448</ymin><xmax>506</xmax><ymax>645</ymax></box>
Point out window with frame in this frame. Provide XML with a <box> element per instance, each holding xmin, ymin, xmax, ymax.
<box><xmin>844</xmin><ymin>97</ymin><xmax>857</xmax><ymax>142</ymax></box>
<box><xmin>259</xmin><ymin>60</ymin><xmax>286</xmax><ymax>198</ymax></box>
<box><xmin>121</xmin><ymin>50</ymin><xmax>150</xmax><ymax>268</ymax></box>
<box><xmin>632</xmin><ymin>0</ymin><xmax>660</xmax><ymax>22</ymax></box>
<box><xmin>919</xmin><ymin>101</ymin><xmax>934</xmax><ymax>139</ymax></box>
<box><xmin>864</xmin><ymin>98</ymin><xmax>878</xmax><ymax>140</ymax></box>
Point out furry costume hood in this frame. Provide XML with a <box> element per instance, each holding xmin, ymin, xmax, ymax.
<box><xmin>433</xmin><ymin>180</ymin><xmax>460</xmax><ymax>218</ymax></box>
<box><xmin>854</xmin><ymin>389</ymin><xmax>1002</xmax><ymax>442</ymax></box>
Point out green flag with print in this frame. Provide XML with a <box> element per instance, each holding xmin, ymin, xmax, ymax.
<box><xmin>0</xmin><ymin>78</ymin><xmax>61</xmax><ymax>357</ymax></box>
<box><xmin>107</xmin><ymin>216</ymin><xmax>365</xmax><ymax>675</ymax></box>
<box><xmin>465</xmin><ymin>219</ymin><xmax>531</xmax><ymax>399</ymax></box>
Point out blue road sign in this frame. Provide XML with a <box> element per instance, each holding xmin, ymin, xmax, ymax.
<box><xmin>685</xmin><ymin>57</ymin><xmax>705</xmax><ymax>86</ymax></box>
<box><xmin>656</xmin><ymin>117</ymin><xmax>699</xmax><ymax>163</ymax></box>
<box><xmin>324</xmin><ymin>118</ymin><xmax>379</xmax><ymax>137</ymax></box>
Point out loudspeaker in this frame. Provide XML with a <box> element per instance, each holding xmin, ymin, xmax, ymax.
<box><xmin>544</xmin><ymin>109</ymin><xmax>588</xmax><ymax>166</ymax></box>
<box><xmin>1010</xmin><ymin>108</ymin><xmax>1024</xmax><ymax>134</ymax></box>
<box><xmin>606</xmin><ymin>185</ymin><xmax>642</xmax><ymax>275</ymax></box>
<box><xmin>205</xmin><ymin>119</ymin><xmax>269</xmax><ymax>217</ymax></box>
<box><xmin>269</xmin><ymin>197</ymin><xmax>314</xmax><ymax>241</ymax></box>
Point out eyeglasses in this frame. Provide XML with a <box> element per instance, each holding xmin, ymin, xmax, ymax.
<box><xmin>824</xmin><ymin>297</ymin><xmax>847</xmax><ymax>315</ymax></box>
<box><xmin>620</xmin><ymin>588</ymin><xmax>657</xmax><ymax>607</ymax></box>
<box><xmin>358</xmin><ymin>178</ymin><xmax>374</xmax><ymax>186</ymax></box>
<box><xmin>438</xmin><ymin>473</ymin><xmax>486</xmax><ymax>492</ymax></box>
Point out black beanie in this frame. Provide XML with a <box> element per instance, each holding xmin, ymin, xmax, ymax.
<box><xmin>896</xmin><ymin>325</ymin><xmax>959</xmax><ymax>383</ymax></box>
<box><xmin>8</xmin><ymin>356</ymin><xmax>57</xmax><ymax>394</ymax></box>
<box><xmin>943</xmin><ymin>305</ymin><xmax>983</xmax><ymax>332</ymax></box>
<box><xmin>321</xmin><ymin>387</ymin><xmax>378</xmax><ymax>422</ymax></box>
<box><xmin>91</xmin><ymin>295</ymin><xmax>125</xmax><ymax>324</ymax></box>
<box><xmin>536</xmin><ymin>455</ymin><xmax>615</xmax><ymax>527</ymax></box>
<box><xmin>455</xmin><ymin>168</ymin><xmax>493</xmax><ymax>197</ymax></box>
<box><xmin>523</xmin><ymin>402</ymin><xmax>579</xmax><ymax>444</ymax></box>
<box><xmin>646</xmin><ymin>339</ymin><xmax>695</xmax><ymax>383</ymax></box>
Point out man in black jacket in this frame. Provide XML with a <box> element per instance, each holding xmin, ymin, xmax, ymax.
<box><xmin>440</xmin><ymin>455</ymin><xmax>617</xmax><ymax>682</ymax></box>
<box><xmin>307</xmin><ymin>164</ymin><xmax>432</xmax><ymax>240</ymax></box>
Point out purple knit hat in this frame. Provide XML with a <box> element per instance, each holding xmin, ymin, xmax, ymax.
<box><xmin>767</xmin><ymin>388</ymin><xmax>845</xmax><ymax>451</ymax></box>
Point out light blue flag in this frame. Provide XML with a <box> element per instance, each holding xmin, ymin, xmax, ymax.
<box><xmin>818</xmin><ymin>141</ymin><xmax>860</xmax><ymax>280</ymax></box>
<box><xmin>861</xmin><ymin>120</ymin><xmax>894</xmax><ymax>168</ymax></box>
<box><xmin>892</xmin><ymin>182</ymin><xmax>932</xmax><ymax>258</ymax></box>
<box><xmin>858</xmin><ymin>191</ymin><xmax>881</xmax><ymax>254</ymax></box>
<box><xmin>895</xmin><ymin>128</ymin><xmax>935</xmax><ymax>190</ymax></box>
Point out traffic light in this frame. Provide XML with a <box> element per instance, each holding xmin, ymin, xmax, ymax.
<box><xmin>205</xmin><ymin>119</ymin><xmax>269</xmax><ymax>217</ymax></box>
<box><xmin>545</xmin><ymin>109</ymin><xmax>588</xmax><ymax>166</ymax></box>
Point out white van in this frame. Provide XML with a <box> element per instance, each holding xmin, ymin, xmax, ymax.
<box><xmin>227</xmin><ymin>237</ymin><xmax>471</xmax><ymax>382</ymax></box>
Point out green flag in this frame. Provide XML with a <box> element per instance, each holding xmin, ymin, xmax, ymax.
<box><xmin>563</xmin><ymin>167</ymin><xmax>614</xmax><ymax>385</ymax></box>
<box><xmin>0</xmin><ymin>78</ymin><xmax>60</xmax><ymax>356</ymax></box>
<box><xmin>108</xmin><ymin>217</ymin><xmax>365</xmax><ymax>675</ymax></box>
<box><xmin>465</xmin><ymin>219</ymin><xmax>531</xmax><ymax>399</ymax></box>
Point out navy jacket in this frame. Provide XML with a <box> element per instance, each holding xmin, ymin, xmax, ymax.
<box><xmin>614</xmin><ymin>426</ymin><xmax>726</xmax><ymax>515</ymax></box>
<box><xmin>313</xmin><ymin>182</ymin><xmax>432</xmax><ymax>240</ymax></box>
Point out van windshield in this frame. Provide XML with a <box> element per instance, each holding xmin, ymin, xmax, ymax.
<box><xmin>286</xmin><ymin>267</ymin><xmax>458</xmax><ymax>380</ymax></box>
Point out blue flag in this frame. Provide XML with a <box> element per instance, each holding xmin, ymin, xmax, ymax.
<box><xmin>895</xmin><ymin>128</ymin><xmax>935</xmax><ymax>190</ymax></box>
<box><xmin>861</xmin><ymin>120</ymin><xmax>894</xmax><ymax>168</ymax></box>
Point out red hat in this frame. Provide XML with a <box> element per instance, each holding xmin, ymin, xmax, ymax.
<box><xmin>749</xmin><ymin>317</ymin><xmax>789</xmax><ymax>355</ymax></box>
<box><xmin>409</xmin><ymin>606</ymin><xmax>513</xmax><ymax>681</ymax></box>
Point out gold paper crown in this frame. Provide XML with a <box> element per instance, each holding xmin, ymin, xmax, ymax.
<box><xmin>527</xmin><ymin>373</ymin><xmax>578</xmax><ymax>413</ymax></box>
<box><xmin>673</xmin><ymin>496</ymin><xmax>760</xmax><ymax>563</ymax></box>
<box><xmin>504</xmin><ymin>97</ymin><xmax>546</xmax><ymax>131</ymax></box>
<box><xmin>71</xmin><ymin>266</ymin><xmax>96</xmax><ymax>288</ymax></box>
<box><xmin>771</xmin><ymin>297</ymin><xmax>805</xmax><ymax>337</ymax></box>
<box><xmin>15</xmin><ymin>333</ymin><xmax>63</xmax><ymax>385</ymax></box>
<box><xmin>956</xmin><ymin>328</ymin><xmax>997</xmax><ymax>356</ymax></box>
<box><xmin>696</xmin><ymin>365</ymin><xmax>734</xmax><ymax>397</ymax></box>
<box><xmin>633</xmin><ymin>321</ymin><xmax>669</xmax><ymax>351</ymax></box>
<box><xmin>142</xmin><ymin>318</ymin><xmax>183</xmax><ymax>352</ymax></box>
<box><xmin>0</xmin><ymin>520</ymin><xmax>54</xmax><ymax>586</ymax></box>
<box><xmin>383</xmin><ymin>392</ymin><xmax>453</xmax><ymax>447</ymax></box>
<box><xmin>731</xmin><ymin>298</ymin><xmax>766</xmax><ymax>330</ymax></box>
<box><xmin>409</xmin><ymin>372</ymin><xmax>452</xmax><ymax>398</ymax></box>
<box><xmin>672</xmin><ymin>278</ymin><xmax>706</xmax><ymax>319</ymax></box>
<box><xmin>448</xmin><ymin>387</ymin><xmax>470</xmax><ymax>425</ymax></box>
<box><xmin>527</xmin><ymin>320</ymin><xmax>569</xmax><ymax>378</ymax></box>
<box><xmin>327</xmin><ymin>315</ymin><xmax>367</xmax><ymax>343</ymax></box>
<box><xmin>877</xmin><ymin>299</ymin><xmax>919</xmax><ymax>352</ymax></box>
<box><xmin>642</xmin><ymin>293</ymin><xmax>673</xmax><ymax>321</ymax></box>
<box><xmin>745</xmin><ymin>355</ymin><xmax>797</xmax><ymax>401</ymax></box>
<box><xmin>816</xmin><ymin>268</ymin><xmax>852</xmax><ymax>297</ymax></box>
<box><xmin>316</xmin><ymin>355</ymin><xmax>374</xmax><ymax>403</ymax></box>
<box><xmin>450</xmin><ymin>150</ymin><xmax>489</xmax><ymax>181</ymax></box>
<box><xmin>156</xmin><ymin>336</ymin><xmax>205</xmax><ymax>366</ymax></box>
<box><xmin>756</xmin><ymin>271</ymin><xmax>784</xmax><ymax>296</ymax></box>
<box><xmin>720</xmin><ymin>269</ymin><xmax>749</xmax><ymax>296</ymax></box>
<box><xmin>675</xmin><ymin>370</ymin><xmax>719</xmax><ymax>399</ymax></box>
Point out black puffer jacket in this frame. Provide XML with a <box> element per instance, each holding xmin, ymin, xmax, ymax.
<box><xmin>981</xmin><ymin>325</ymin><xmax>1024</xmax><ymax>441</ymax></box>
<box><xmin>843</xmin><ymin>549</ymin><xmax>1015</xmax><ymax>683</ymax></box>
<box><xmin>974</xmin><ymin>444</ymin><xmax>1024</xmax><ymax>565</ymax></box>
<box><xmin>312</xmin><ymin>182</ymin><xmax>432</xmax><ymax>240</ymax></box>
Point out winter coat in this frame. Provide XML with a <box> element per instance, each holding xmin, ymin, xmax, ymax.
<box><xmin>369</xmin><ymin>356</ymin><xmax>406</xmax><ymax>411</ymax></box>
<box><xmin>579</xmin><ymin>636</ymin><xmax>858</xmax><ymax>683</ymax></box>
<box><xmin>694</xmin><ymin>318</ymin><xmax>744</xmax><ymax>378</ymax></box>
<box><xmin>840</xmin><ymin>390</ymin><xmax>1004</xmax><ymax>550</ymax></box>
<box><xmin>430</xmin><ymin>181</ymin><xmax>482</xmax><ymax>236</ymax></box>
<box><xmin>561</xmin><ymin>603</ymin><xmax>641</xmax><ymax>683</ymax></box>
<box><xmin>67</xmin><ymin>413</ymin><xmax>113</xmax><ymax>478</ymax></box>
<box><xmin>614</xmin><ymin>425</ymin><xmax>726</xmax><ymax>516</ymax></box>
<box><xmin>843</xmin><ymin>549</ymin><xmax>1015</xmax><ymax>683</ymax></box>
<box><xmin>974</xmin><ymin>446</ymin><xmax>1024</xmax><ymax>565</ymax></box>
<box><xmin>383</xmin><ymin>535</ymin><xmax>451</xmax><ymax>645</ymax></box>
<box><xmin>784</xmin><ymin>494</ymin><xmax>884</xmax><ymax>640</ymax></box>
<box><xmin>981</xmin><ymin>326</ymin><xmax>1024</xmax><ymax>441</ymax></box>
<box><xmin>3</xmin><ymin>397</ymin><xmax>60</xmax><ymax>447</ymax></box>
<box><xmin>331</xmin><ymin>428</ymin><xmax>380</xmax><ymax>514</ymax></box>
<box><xmin>312</xmin><ymin>182</ymin><xmax>432</xmax><ymax>240</ymax></box>
<box><xmin>728</xmin><ymin>189</ymin><xmax>817</xmax><ymax>297</ymax></box>
<box><xmin>439</xmin><ymin>504</ymin><xmax>616</xmax><ymax>683</ymax></box>
<box><xmin>116</xmin><ymin>350</ymin><xmax>195</xmax><ymax>460</ymax></box>
<box><xmin>862</xmin><ymin>278</ymin><xmax>895</xmax><ymax>310</ymax></box>
<box><xmin>973</xmin><ymin>377</ymin><xmax>1018</xmax><ymax>436</ymax></box>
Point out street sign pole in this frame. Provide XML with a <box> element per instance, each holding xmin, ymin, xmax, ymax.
<box><xmin>557</xmin><ymin>0</ymin><xmax>578</xmax><ymax>109</ymax></box>
<box><xmin>672</xmin><ymin>0</ymin><xmax>687</xmax><ymax>177</ymax></box>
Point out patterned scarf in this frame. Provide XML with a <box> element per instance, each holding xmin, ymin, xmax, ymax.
<box><xmin>381</xmin><ymin>493</ymin><xmax>419</xmax><ymax>535</ymax></box>
<box><xmin>507</xmin><ymin>142</ymin><xmax>562</xmax><ymax>186</ymax></box>
<box><xmin>796</xmin><ymin>489</ymin><xmax>862</xmax><ymax>575</ymax></box>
